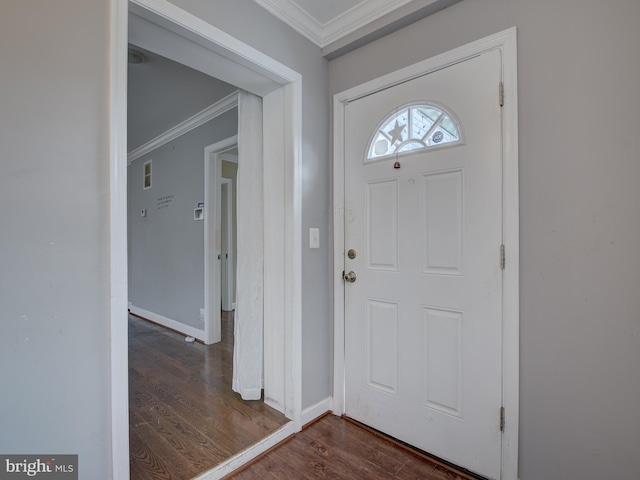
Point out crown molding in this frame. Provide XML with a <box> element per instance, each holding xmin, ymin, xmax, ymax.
<box><xmin>128</xmin><ymin>91</ymin><xmax>238</xmax><ymax>164</ymax></box>
<box><xmin>322</xmin><ymin>0</ymin><xmax>462</xmax><ymax>59</ymax></box>
<box><xmin>254</xmin><ymin>0</ymin><xmax>325</xmax><ymax>45</ymax></box>
<box><xmin>323</xmin><ymin>0</ymin><xmax>415</xmax><ymax>46</ymax></box>
<box><xmin>254</xmin><ymin>0</ymin><xmax>420</xmax><ymax>48</ymax></box>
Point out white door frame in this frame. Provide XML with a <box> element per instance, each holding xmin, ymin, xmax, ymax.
<box><xmin>220</xmin><ymin>177</ymin><xmax>234</xmax><ymax>312</ymax></box>
<box><xmin>219</xmin><ymin>151</ymin><xmax>239</xmax><ymax>313</ymax></box>
<box><xmin>109</xmin><ymin>0</ymin><xmax>303</xmax><ymax>478</ymax></box>
<box><xmin>204</xmin><ymin>135</ymin><xmax>237</xmax><ymax>345</ymax></box>
<box><xmin>332</xmin><ymin>28</ymin><xmax>519</xmax><ymax>480</ymax></box>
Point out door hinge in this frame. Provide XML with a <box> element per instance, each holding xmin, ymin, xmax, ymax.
<box><xmin>499</xmin><ymin>82</ymin><xmax>504</xmax><ymax>107</ymax></box>
<box><xmin>500</xmin><ymin>406</ymin><xmax>505</xmax><ymax>432</ymax></box>
<box><xmin>500</xmin><ymin>245</ymin><xmax>505</xmax><ymax>270</ymax></box>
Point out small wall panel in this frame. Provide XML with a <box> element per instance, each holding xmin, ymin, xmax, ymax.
<box><xmin>423</xmin><ymin>307</ymin><xmax>463</xmax><ymax>417</ymax></box>
<box><xmin>366</xmin><ymin>299</ymin><xmax>399</xmax><ymax>394</ymax></box>
<box><xmin>422</xmin><ymin>170</ymin><xmax>463</xmax><ymax>275</ymax></box>
<box><xmin>367</xmin><ymin>179</ymin><xmax>399</xmax><ymax>271</ymax></box>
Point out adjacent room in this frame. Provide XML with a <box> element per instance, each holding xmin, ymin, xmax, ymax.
<box><xmin>126</xmin><ymin>45</ymin><xmax>288</xmax><ymax>477</ymax></box>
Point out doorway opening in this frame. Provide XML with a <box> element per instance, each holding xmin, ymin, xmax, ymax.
<box><xmin>204</xmin><ymin>137</ymin><xmax>238</xmax><ymax>345</ymax></box>
<box><xmin>110</xmin><ymin>1</ymin><xmax>303</xmax><ymax>478</ymax></box>
<box><xmin>220</xmin><ymin>176</ymin><xmax>235</xmax><ymax>312</ymax></box>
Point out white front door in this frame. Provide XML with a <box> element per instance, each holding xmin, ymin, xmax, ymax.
<box><xmin>343</xmin><ymin>49</ymin><xmax>503</xmax><ymax>479</ymax></box>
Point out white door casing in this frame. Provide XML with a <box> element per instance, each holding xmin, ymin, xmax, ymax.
<box><xmin>204</xmin><ymin>136</ymin><xmax>237</xmax><ymax>345</ymax></box>
<box><xmin>221</xmin><ymin>177</ymin><xmax>234</xmax><ymax>312</ymax></box>
<box><xmin>333</xmin><ymin>28</ymin><xmax>519</xmax><ymax>480</ymax></box>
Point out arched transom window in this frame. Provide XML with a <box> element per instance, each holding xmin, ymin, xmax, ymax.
<box><xmin>366</xmin><ymin>103</ymin><xmax>462</xmax><ymax>162</ymax></box>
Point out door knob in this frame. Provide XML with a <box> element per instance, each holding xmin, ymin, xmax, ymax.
<box><xmin>342</xmin><ymin>271</ymin><xmax>357</xmax><ymax>283</ymax></box>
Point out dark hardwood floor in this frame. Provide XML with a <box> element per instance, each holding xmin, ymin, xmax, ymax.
<box><xmin>129</xmin><ymin>313</ymin><xmax>480</xmax><ymax>480</ymax></box>
<box><xmin>229</xmin><ymin>414</ymin><xmax>480</xmax><ymax>480</ymax></box>
<box><xmin>128</xmin><ymin>311</ymin><xmax>289</xmax><ymax>480</ymax></box>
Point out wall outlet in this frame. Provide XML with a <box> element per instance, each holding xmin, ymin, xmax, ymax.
<box><xmin>200</xmin><ymin>308</ymin><xmax>205</xmax><ymax>322</ymax></box>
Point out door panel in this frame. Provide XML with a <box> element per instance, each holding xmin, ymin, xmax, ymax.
<box><xmin>422</xmin><ymin>169</ymin><xmax>464</xmax><ymax>274</ymax></box>
<box><xmin>367</xmin><ymin>179</ymin><xmax>399</xmax><ymax>270</ymax></box>
<box><xmin>344</xmin><ymin>49</ymin><xmax>503</xmax><ymax>479</ymax></box>
<box><xmin>366</xmin><ymin>298</ymin><xmax>399</xmax><ymax>394</ymax></box>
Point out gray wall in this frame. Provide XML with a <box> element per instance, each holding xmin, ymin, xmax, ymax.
<box><xmin>1</xmin><ymin>3</ymin><xmax>331</xmax><ymax>478</ymax></box>
<box><xmin>128</xmin><ymin>110</ymin><xmax>238</xmax><ymax>330</ymax></box>
<box><xmin>330</xmin><ymin>1</ymin><xmax>640</xmax><ymax>479</ymax></box>
<box><xmin>172</xmin><ymin>0</ymin><xmax>333</xmax><ymax>409</ymax></box>
<box><xmin>0</xmin><ymin>1</ymin><xmax>112</xmax><ymax>478</ymax></box>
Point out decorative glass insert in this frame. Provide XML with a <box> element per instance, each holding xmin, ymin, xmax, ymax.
<box><xmin>366</xmin><ymin>103</ymin><xmax>462</xmax><ymax>162</ymax></box>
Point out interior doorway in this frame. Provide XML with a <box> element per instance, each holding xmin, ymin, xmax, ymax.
<box><xmin>204</xmin><ymin>138</ymin><xmax>238</xmax><ymax>345</ymax></box>
<box><xmin>110</xmin><ymin>0</ymin><xmax>304</xmax><ymax>478</ymax></box>
<box><xmin>220</xmin><ymin>175</ymin><xmax>235</xmax><ymax>313</ymax></box>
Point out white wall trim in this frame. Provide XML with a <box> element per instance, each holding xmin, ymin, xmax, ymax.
<box><xmin>261</xmin><ymin>82</ymin><xmax>303</xmax><ymax>426</ymax></box>
<box><xmin>204</xmin><ymin>136</ymin><xmax>238</xmax><ymax>345</ymax></box>
<box><xmin>220</xmin><ymin>178</ymin><xmax>235</xmax><ymax>312</ymax></box>
<box><xmin>129</xmin><ymin>305</ymin><xmax>206</xmax><ymax>341</ymax></box>
<box><xmin>499</xmin><ymin>28</ymin><xmax>520</xmax><ymax>480</ymax></box>
<box><xmin>254</xmin><ymin>0</ymin><xmax>324</xmax><ymax>45</ymax></box>
<box><xmin>332</xmin><ymin>27</ymin><xmax>519</xmax><ymax>480</ymax></box>
<box><xmin>286</xmin><ymin>80</ymin><xmax>303</xmax><ymax>431</ymax></box>
<box><xmin>129</xmin><ymin>0</ymin><xmax>300</xmax><ymax>96</ymax></box>
<box><xmin>128</xmin><ymin>91</ymin><xmax>238</xmax><ymax>164</ymax></box>
<box><xmin>191</xmin><ymin>422</ymin><xmax>295</xmax><ymax>480</ymax></box>
<box><xmin>254</xmin><ymin>0</ymin><xmax>433</xmax><ymax>48</ymax></box>
<box><xmin>301</xmin><ymin>397</ymin><xmax>333</xmax><ymax>427</ymax></box>
<box><xmin>109</xmin><ymin>0</ymin><xmax>130</xmax><ymax>479</ymax></box>
<box><xmin>262</xmin><ymin>88</ymin><xmax>287</xmax><ymax>415</ymax></box>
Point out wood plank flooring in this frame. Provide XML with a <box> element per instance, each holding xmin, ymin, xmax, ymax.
<box><xmin>129</xmin><ymin>312</ymin><xmax>289</xmax><ymax>480</ymax></box>
<box><xmin>229</xmin><ymin>414</ymin><xmax>481</xmax><ymax>480</ymax></box>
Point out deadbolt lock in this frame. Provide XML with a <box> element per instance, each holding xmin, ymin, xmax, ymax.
<box><xmin>347</xmin><ymin>249</ymin><xmax>357</xmax><ymax>259</ymax></box>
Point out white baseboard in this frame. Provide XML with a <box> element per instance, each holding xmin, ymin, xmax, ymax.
<box><xmin>301</xmin><ymin>396</ymin><xmax>334</xmax><ymax>426</ymax></box>
<box><xmin>129</xmin><ymin>305</ymin><xmax>205</xmax><ymax>342</ymax></box>
<box><xmin>192</xmin><ymin>422</ymin><xmax>296</xmax><ymax>480</ymax></box>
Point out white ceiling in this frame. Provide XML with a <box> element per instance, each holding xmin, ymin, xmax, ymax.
<box><xmin>254</xmin><ymin>0</ymin><xmax>418</xmax><ymax>48</ymax></box>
